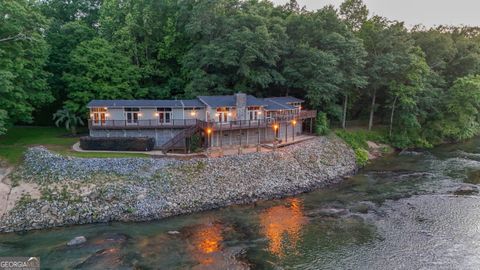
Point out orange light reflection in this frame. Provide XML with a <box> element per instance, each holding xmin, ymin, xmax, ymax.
<box><xmin>259</xmin><ymin>198</ymin><xmax>307</xmax><ymax>258</ymax></box>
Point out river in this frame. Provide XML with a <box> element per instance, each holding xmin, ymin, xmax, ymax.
<box><xmin>2</xmin><ymin>138</ymin><xmax>480</xmax><ymax>269</ymax></box>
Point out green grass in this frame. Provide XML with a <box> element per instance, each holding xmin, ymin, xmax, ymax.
<box><xmin>0</xmin><ymin>126</ymin><xmax>149</xmax><ymax>165</ymax></box>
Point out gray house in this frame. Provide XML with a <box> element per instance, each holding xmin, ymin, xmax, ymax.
<box><xmin>87</xmin><ymin>93</ymin><xmax>316</xmax><ymax>152</ymax></box>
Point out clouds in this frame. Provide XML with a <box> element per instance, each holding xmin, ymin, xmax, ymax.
<box><xmin>270</xmin><ymin>0</ymin><xmax>480</xmax><ymax>27</ymax></box>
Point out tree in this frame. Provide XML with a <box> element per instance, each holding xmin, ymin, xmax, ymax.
<box><xmin>440</xmin><ymin>75</ymin><xmax>480</xmax><ymax>141</ymax></box>
<box><xmin>182</xmin><ymin>0</ymin><xmax>287</xmax><ymax>97</ymax></box>
<box><xmin>359</xmin><ymin>17</ymin><xmax>418</xmax><ymax>131</ymax></box>
<box><xmin>53</xmin><ymin>108</ymin><xmax>84</xmax><ymax>135</ymax></box>
<box><xmin>62</xmin><ymin>38</ymin><xmax>142</xmax><ymax>113</ymax></box>
<box><xmin>0</xmin><ymin>0</ymin><xmax>53</xmax><ymax>132</ymax></box>
<box><xmin>340</xmin><ymin>0</ymin><xmax>369</xmax><ymax>31</ymax></box>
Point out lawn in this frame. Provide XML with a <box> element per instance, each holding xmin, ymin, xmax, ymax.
<box><xmin>0</xmin><ymin>126</ymin><xmax>149</xmax><ymax>165</ymax></box>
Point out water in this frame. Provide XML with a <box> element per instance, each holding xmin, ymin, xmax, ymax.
<box><xmin>2</xmin><ymin>138</ymin><xmax>480</xmax><ymax>269</ymax></box>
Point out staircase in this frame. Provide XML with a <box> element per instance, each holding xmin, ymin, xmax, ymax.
<box><xmin>161</xmin><ymin>124</ymin><xmax>200</xmax><ymax>153</ymax></box>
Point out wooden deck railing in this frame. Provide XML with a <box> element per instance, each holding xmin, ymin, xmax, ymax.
<box><xmin>88</xmin><ymin>110</ymin><xmax>317</xmax><ymax>130</ymax></box>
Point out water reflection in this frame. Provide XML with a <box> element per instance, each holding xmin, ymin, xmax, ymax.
<box><xmin>259</xmin><ymin>198</ymin><xmax>307</xmax><ymax>258</ymax></box>
<box><xmin>189</xmin><ymin>222</ymin><xmax>223</xmax><ymax>265</ymax></box>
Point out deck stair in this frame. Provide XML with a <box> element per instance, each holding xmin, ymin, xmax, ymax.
<box><xmin>161</xmin><ymin>124</ymin><xmax>200</xmax><ymax>153</ymax></box>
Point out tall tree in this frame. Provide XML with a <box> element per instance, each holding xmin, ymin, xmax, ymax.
<box><xmin>340</xmin><ymin>0</ymin><xmax>368</xmax><ymax>31</ymax></box>
<box><xmin>0</xmin><ymin>0</ymin><xmax>52</xmax><ymax>134</ymax></box>
<box><xmin>62</xmin><ymin>38</ymin><xmax>142</xmax><ymax>114</ymax></box>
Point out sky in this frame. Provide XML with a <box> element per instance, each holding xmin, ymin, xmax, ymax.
<box><xmin>271</xmin><ymin>0</ymin><xmax>480</xmax><ymax>27</ymax></box>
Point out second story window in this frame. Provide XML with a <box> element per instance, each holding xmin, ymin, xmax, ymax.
<box><xmin>216</xmin><ymin>107</ymin><xmax>230</xmax><ymax>123</ymax></box>
<box><xmin>125</xmin><ymin>108</ymin><xmax>140</xmax><ymax>125</ymax></box>
<box><xmin>91</xmin><ymin>107</ymin><xmax>107</xmax><ymax>126</ymax></box>
<box><xmin>157</xmin><ymin>108</ymin><xmax>172</xmax><ymax>123</ymax></box>
<box><xmin>248</xmin><ymin>106</ymin><xmax>261</xmax><ymax>120</ymax></box>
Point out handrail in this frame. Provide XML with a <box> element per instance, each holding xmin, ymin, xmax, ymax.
<box><xmin>88</xmin><ymin>110</ymin><xmax>317</xmax><ymax>130</ymax></box>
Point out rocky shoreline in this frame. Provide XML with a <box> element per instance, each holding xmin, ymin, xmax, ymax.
<box><xmin>0</xmin><ymin>136</ymin><xmax>356</xmax><ymax>232</ymax></box>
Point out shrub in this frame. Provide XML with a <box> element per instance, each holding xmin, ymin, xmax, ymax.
<box><xmin>315</xmin><ymin>112</ymin><xmax>330</xmax><ymax>135</ymax></box>
<box><xmin>354</xmin><ymin>148</ymin><xmax>369</xmax><ymax>167</ymax></box>
<box><xmin>335</xmin><ymin>129</ymin><xmax>387</xmax><ymax>167</ymax></box>
<box><xmin>80</xmin><ymin>136</ymin><xmax>155</xmax><ymax>151</ymax></box>
<box><xmin>189</xmin><ymin>134</ymin><xmax>202</xmax><ymax>152</ymax></box>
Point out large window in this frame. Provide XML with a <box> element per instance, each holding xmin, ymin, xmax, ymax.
<box><xmin>248</xmin><ymin>106</ymin><xmax>261</xmax><ymax>120</ymax></box>
<box><xmin>216</xmin><ymin>107</ymin><xmax>230</xmax><ymax>123</ymax></box>
<box><xmin>91</xmin><ymin>107</ymin><xmax>107</xmax><ymax>126</ymax></box>
<box><xmin>157</xmin><ymin>108</ymin><xmax>172</xmax><ymax>123</ymax></box>
<box><xmin>125</xmin><ymin>108</ymin><xmax>140</xmax><ymax>125</ymax></box>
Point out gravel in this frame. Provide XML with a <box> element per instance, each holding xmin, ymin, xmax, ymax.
<box><xmin>0</xmin><ymin>136</ymin><xmax>357</xmax><ymax>232</ymax></box>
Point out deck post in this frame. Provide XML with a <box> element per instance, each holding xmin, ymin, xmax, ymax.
<box><xmin>285</xmin><ymin>122</ymin><xmax>288</xmax><ymax>143</ymax></box>
<box><xmin>309</xmin><ymin>118</ymin><xmax>313</xmax><ymax>134</ymax></box>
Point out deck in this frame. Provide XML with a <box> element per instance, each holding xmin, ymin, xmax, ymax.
<box><xmin>88</xmin><ymin>110</ymin><xmax>317</xmax><ymax>131</ymax></box>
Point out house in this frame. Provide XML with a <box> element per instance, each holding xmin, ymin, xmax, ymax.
<box><xmin>87</xmin><ymin>93</ymin><xmax>316</xmax><ymax>152</ymax></box>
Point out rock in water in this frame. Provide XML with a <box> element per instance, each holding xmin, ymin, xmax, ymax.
<box><xmin>67</xmin><ymin>236</ymin><xmax>87</xmax><ymax>246</ymax></box>
<box><xmin>454</xmin><ymin>185</ymin><xmax>479</xmax><ymax>196</ymax></box>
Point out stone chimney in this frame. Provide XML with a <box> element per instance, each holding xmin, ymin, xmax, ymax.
<box><xmin>235</xmin><ymin>93</ymin><xmax>247</xmax><ymax>121</ymax></box>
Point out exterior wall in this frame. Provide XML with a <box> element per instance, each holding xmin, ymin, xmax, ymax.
<box><xmin>101</xmin><ymin>107</ymin><xmax>206</xmax><ymax>122</ymax></box>
<box><xmin>106</xmin><ymin>108</ymin><xmax>124</xmax><ymax>120</ymax></box>
<box><xmin>90</xmin><ymin>128</ymin><xmax>186</xmax><ymax>149</ymax></box>
<box><xmin>182</xmin><ymin>108</ymin><xmax>206</xmax><ymax>121</ymax></box>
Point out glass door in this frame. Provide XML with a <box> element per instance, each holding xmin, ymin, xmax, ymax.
<box><xmin>125</xmin><ymin>108</ymin><xmax>140</xmax><ymax>125</ymax></box>
<box><xmin>91</xmin><ymin>108</ymin><xmax>107</xmax><ymax>126</ymax></box>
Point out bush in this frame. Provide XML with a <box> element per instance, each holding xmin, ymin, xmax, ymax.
<box><xmin>354</xmin><ymin>148</ymin><xmax>369</xmax><ymax>167</ymax></box>
<box><xmin>335</xmin><ymin>129</ymin><xmax>387</xmax><ymax>167</ymax></box>
<box><xmin>315</xmin><ymin>112</ymin><xmax>330</xmax><ymax>135</ymax></box>
<box><xmin>80</xmin><ymin>136</ymin><xmax>155</xmax><ymax>151</ymax></box>
<box><xmin>189</xmin><ymin>134</ymin><xmax>202</xmax><ymax>152</ymax></box>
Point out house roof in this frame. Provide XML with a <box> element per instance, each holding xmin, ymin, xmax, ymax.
<box><xmin>197</xmin><ymin>95</ymin><xmax>267</xmax><ymax>108</ymax></box>
<box><xmin>265</xmin><ymin>96</ymin><xmax>304</xmax><ymax>104</ymax></box>
<box><xmin>263</xmin><ymin>99</ymin><xmax>297</xmax><ymax>111</ymax></box>
<box><xmin>86</xmin><ymin>99</ymin><xmax>204</xmax><ymax>108</ymax></box>
<box><xmin>87</xmin><ymin>95</ymin><xmax>304</xmax><ymax>110</ymax></box>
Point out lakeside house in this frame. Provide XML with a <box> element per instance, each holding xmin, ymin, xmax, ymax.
<box><xmin>87</xmin><ymin>93</ymin><xmax>316</xmax><ymax>152</ymax></box>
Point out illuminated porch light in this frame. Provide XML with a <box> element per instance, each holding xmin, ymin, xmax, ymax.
<box><xmin>227</xmin><ymin>112</ymin><xmax>232</xmax><ymax>116</ymax></box>
<box><xmin>138</xmin><ymin>113</ymin><xmax>143</xmax><ymax>117</ymax></box>
<box><xmin>273</xmin><ymin>124</ymin><xmax>279</xmax><ymax>130</ymax></box>
<box><xmin>154</xmin><ymin>112</ymin><xmax>159</xmax><ymax>117</ymax></box>
<box><xmin>190</xmin><ymin>110</ymin><xmax>197</xmax><ymax>116</ymax></box>
<box><xmin>292</xmin><ymin>120</ymin><xmax>297</xmax><ymax>126</ymax></box>
<box><xmin>207</xmin><ymin>128</ymin><xmax>212</xmax><ymax>134</ymax></box>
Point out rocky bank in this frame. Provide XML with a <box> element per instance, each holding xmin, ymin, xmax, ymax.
<box><xmin>0</xmin><ymin>136</ymin><xmax>356</xmax><ymax>232</ymax></box>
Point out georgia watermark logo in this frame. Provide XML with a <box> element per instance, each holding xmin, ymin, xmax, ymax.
<box><xmin>0</xmin><ymin>257</ymin><xmax>40</xmax><ymax>270</ymax></box>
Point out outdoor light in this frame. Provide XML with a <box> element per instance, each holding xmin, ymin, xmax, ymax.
<box><xmin>105</xmin><ymin>113</ymin><xmax>110</xmax><ymax>117</ymax></box>
<box><xmin>258</xmin><ymin>111</ymin><xmax>262</xmax><ymax>115</ymax></box>
<box><xmin>292</xmin><ymin>120</ymin><xmax>297</xmax><ymax>125</ymax></box>
<box><xmin>190</xmin><ymin>111</ymin><xmax>196</xmax><ymax>116</ymax></box>
<box><xmin>227</xmin><ymin>112</ymin><xmax>232</xmax><ymax>116</ymax></box>
<box><xmin>273</xmin><ymin>124</ymin><xmax>279</xmax><ymax>130</ymax></box>
<box><xmin>138</xmin><ymin>113</ymin><xmax>143</xmax><ymax>117</ymax></box>
<box><xmin>215</xmin><ymin>113</ymin><xmax>220</xmax><ymax>117</ymax></box>
<box><xmin>207</xmin><ymin>128</ymin><xmax>212</xmax><ymax>134</ymax></box>
<box><xmin>154</xmin><ymin>112</ymin><xmax>159</xmax><ymax>116</ymax></box>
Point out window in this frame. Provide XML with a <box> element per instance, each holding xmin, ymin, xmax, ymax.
<box><xmin>248</xmin><ymin>106</ymin><xmax>261</xmax><ymax>120</ymax></box>
<box><xmin>91</xmin><ymin>107</ymin><xmax>107</xmax><ymax>125</ymax></box>
<box><xmin>125</xmin><ymin>108</ymin><xmax>140</xmax><ymax>125</ymax></box>
<box><xmin>157</xmin><ymin>108</ymin><xmax>172</xmax><ymax>123</ymax></box>
<box><xmin>216</xmin><ymin>107</ymin><xmax>230</xmax><ymax>123</ymax></box>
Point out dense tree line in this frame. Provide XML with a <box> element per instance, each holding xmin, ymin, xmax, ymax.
<box><xmin>2</xmin><ymin>0</ymin><xmax>480</xmax><ymax>148</ymax></box>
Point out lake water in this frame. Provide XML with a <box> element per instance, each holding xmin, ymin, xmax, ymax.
<box><xmin>2</xmin><ymin>138</ymin><xmax>480</xmax><ymax>269</ymax></box>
